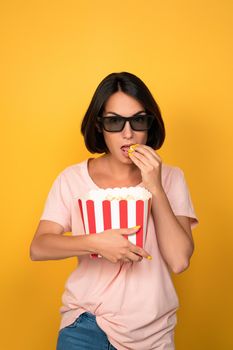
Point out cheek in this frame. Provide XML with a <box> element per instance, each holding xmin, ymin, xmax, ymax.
<box><xmin>103</xmin><ymin>132</ymin><xmax>116</xmax><ymax>150</ymax></box>
<box><xmin>138</xmin><ymin>131</ymin><xmax>148</xmax><ymax>144</ymax></box>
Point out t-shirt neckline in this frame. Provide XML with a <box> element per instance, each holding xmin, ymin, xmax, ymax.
<box><xmin>84</xmin><ymin>158</ymin><xmax>143</xmax><ymax>189</ymax></box>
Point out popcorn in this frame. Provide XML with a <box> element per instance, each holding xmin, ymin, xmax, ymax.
<box><xmin>128</xmin><ymin>144</ymin><xmax>139</xmax><ymax>153</ymax></box>
<box><xmin>78</xmin><ymin>187</ymin><xmax>152</xmax><ymax>259</ymax></box>
<box><xmin>86</xmin><ymin>186</ymin><xmax>152</xmax><ymax>201</ymax></box>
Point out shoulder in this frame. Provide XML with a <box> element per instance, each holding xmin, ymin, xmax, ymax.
<box><xmin>162</xmin><ymin>163</ymin><xmax>184</xmax><ymax>184</ymax></box>
<box><xmin>47</xmin><ymin>160</ymin><xmax>88</xmax><ymax>193</ymax></box>
<box><xmin>51</xmin><ymin>159</ymin><xmax>92</xmax><ymax>198</ymax></box>
<box><xmin>56</xmin><ymin>159</ymin><xmax>88</xmax><ymax>180</ymax></box>
<box><xmin>161</xmin><ymin>163</ymin><xmax>188</xmax><ymax>196</ymax></box>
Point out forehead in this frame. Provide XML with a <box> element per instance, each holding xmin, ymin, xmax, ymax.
<box><xmin>104</xmin><ymin>91</ymin><xmax>145</xmax><ymax>115</ymax></box>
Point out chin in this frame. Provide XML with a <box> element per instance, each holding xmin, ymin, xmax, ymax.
<box><xmin>120</xmin><ymin>154</ymin><xmax>133</xmax><ymax>164</ymax></box>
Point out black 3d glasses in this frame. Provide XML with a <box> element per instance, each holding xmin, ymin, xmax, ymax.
<box><xmin>97</xmin><ymin>114</ymin><xmax>154</xmax><ymax>132</ymax></box>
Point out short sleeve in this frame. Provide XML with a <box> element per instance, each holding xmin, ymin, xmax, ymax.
<box><xmin>166</xmin><ymin>167</ymin><xmax>199</xmax><ymax>229</ymax></box>
<box><xmin>40</xmin><ymin>173</ymin><xmax>71</xmax><ymax>232</ymax></box>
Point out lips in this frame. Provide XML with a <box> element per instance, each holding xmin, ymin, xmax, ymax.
<box><xmin>121</xmin><ymin>144</ymin><xmax>135</xmax><ymax>151</ymax></box>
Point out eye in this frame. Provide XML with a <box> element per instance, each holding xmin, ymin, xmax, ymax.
<box><xmin>108</xmin><ymin>117</ymin><xmax>121</xmax><ymax>124</ymax></box>
<box><xmin>134</xmin><ymin>115</ymin><xmax>145</xmax><ymax>123</ymax></box>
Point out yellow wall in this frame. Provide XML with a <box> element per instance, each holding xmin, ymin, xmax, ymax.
<box><xmin>1</xmin><ymin>1</ymin><xmax>232</xmax><ymax>349</ymax></box>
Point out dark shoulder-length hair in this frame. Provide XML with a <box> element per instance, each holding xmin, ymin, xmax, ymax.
<box><xmin>81</xmin><ymin>72</ymin><xmax>165</xmax><ymax>153</ymax></box>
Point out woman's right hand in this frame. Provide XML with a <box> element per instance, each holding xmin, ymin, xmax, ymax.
<box><xmin>90</xmin><ymin>226</ymin><xmax>151</xmax><ymax>263</ymax></box>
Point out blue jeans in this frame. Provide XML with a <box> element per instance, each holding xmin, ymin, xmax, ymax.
<box><xmin>56</xmin><ymin>312</ymin><xmax>118</xmax><ymax>350</ymax></box>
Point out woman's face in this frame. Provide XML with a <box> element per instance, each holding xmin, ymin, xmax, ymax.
<box><xmin>102</xmin><ymin>91</ymin><xmax>148</xmax><ymax>163</ymax></box>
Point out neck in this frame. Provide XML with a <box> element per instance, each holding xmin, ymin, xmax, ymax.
<box><xmin>100</xmin><ymin>154</ymin><xmax>140</xmax><ymax>180</ymax></box>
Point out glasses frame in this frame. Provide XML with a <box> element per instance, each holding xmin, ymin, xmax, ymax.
<box><xmin>97</xmin><ymin>114</ymin><xmax>155</xmax><ymax>132</ymax></box>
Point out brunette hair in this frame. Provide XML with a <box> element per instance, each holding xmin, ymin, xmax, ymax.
<box><xmin>81</xmin><ymin>72</ymin><xmax>165</xmax><ymax>153</ymax></box>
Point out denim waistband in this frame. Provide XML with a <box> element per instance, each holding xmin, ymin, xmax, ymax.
<box><xmin>81</xmin><ymin>311</ymin><xmax>96</xmax><ymax>322</ymax></box>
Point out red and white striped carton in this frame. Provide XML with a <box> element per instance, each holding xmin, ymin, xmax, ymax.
<box><xmin>78</xmin><ymin>187</ymin><xmax>152</xmax><ymax>258</ymax></box>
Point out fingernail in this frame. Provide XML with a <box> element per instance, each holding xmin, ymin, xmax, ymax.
<box><xmin>132</xmin><ymin>225</ymin><xmax>141</xmax><ymax>230</ymax></box>
<box><xmin>147</xmin><ymin>255</ymin><xmax>152</xmax><ymax>260</ymax></box>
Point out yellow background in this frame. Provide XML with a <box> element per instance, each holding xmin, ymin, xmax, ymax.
<box><xmin>1</xmin><ymin>1</ymin><xmax>233</xmax><ymax>349</ymax></box>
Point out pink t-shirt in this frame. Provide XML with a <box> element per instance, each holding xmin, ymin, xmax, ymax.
<box><xmin>40</xmin><ymin>158</ymin><xmax>198</xmax><ymax>350</ymax></box>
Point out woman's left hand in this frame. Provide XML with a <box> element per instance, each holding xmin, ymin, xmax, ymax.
<box><xmin>128</xmin><ymin>144</ymin><xmax>163</xmax><ymax>195</ymax></box>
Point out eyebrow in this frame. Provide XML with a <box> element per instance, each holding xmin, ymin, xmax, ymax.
<box><xmin>104</xmin><ymin>110</ymin><xmax>146</xmax><ymax>116</ymax></box>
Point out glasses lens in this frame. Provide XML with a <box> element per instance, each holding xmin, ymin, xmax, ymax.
<box><xmin>131</xmin><ymin>115</ymin><xmax>154</xmax><ymax>131</ymax></box>
<box><xmin>99</xmin><ymin>115</ymin><xmax>154</xmax><ymax>132</ymax></box>
<box><xmin>102</xmin><ymin>117</ymin><xmax>125</xmax><ymax>131</ymax></box>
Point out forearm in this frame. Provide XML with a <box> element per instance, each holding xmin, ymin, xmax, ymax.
<box><xmin>30</xmin><ymin>233</ymin><xmax>96</xmax><ymax>261</ymax></box>
<box><xmin>151</xmin><ymin>189</ymin><xmax>194</xmax><ymax>273</ymax></box>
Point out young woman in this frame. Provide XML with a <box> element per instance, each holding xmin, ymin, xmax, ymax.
<box><xmin>30</xmin><ymin>72</ymin><xmax>198</xmax><ymax>350</ymax></box>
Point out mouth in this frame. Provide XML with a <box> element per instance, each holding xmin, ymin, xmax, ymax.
<box><xmin>120</xmin><ymin>144</ymin><xmax>135</xmax><ymax>152</ymax></box>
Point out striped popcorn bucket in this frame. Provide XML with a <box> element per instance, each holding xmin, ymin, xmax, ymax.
<box><xmin>78</xmin><ymin>187</ymin><xmax>152</xmax><ymax>258</ymax></box>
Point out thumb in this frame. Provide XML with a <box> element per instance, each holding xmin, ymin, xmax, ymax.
<box><xmin>118</xmin><ymin>225</ymin><xmax>141</xmax><ymax>235</ymax></box>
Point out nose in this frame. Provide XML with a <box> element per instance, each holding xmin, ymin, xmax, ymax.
<box><xmin>122</xmin><ymin>120</ymin><xmax>134</xmax><ymax>138</ymax></box>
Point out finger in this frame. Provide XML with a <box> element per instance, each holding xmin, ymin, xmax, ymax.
<box><xmin>130</xmin><ymin>245</ymin><xmax>151</xmax><ymax>259</ymax></box>
<box><xmin>118</xmin><ymin>226</ymin><xmax>141</xmax><ymax>235</ymax></box>
<box><xmin>129</xmin><ymin>145</ymin><xmax>162</xmax><ymax>164</ymax></box>
<box><xmin>130</xmin><ymin>151</ymin><xmax>161</xmax><ymax>178</ymax></box>
<box><xmin>142</xmin><ymin>145</ymin><xmax>162</xmax><ymax>161</ymax></box>
<box><xmin>126</xmin><ymin>251</ymin><xmax>143</xmax><ymax>262</ymax></box>
<box><xmin>128</xmin><ymin>152</ymin><xmax>146</xmax><ymax>170</ymax></box>
<box><xmin>129</xmin><ymin>150</ymin><xmax>151</xmax><ymax>168</ymax></box>
<box><xmin>132</xmin><ymin>144</ymin><xmax>162</xmax><ymax>162</ymax></box>
<box><xmin>130</xmin><ymin>147</ymin><xmax>161</xmax><ymax>166</ymax></box>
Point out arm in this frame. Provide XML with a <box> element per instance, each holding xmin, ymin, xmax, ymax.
<box><xmin>151</xmin><ymin>189</ymin><xmax>194</xmax><ymax>274</ymax></box>
<box><xmin>29</xmin><ymin>220</ymin><xmax>97</xmax><ymax>261</ymax></box>
<box><xmin>128</xmin><ymin>144</ymin><xmax>195</xmax><ymax>274</ymax></box>
<box><xmin>29</xmin><ymin>220</ymin><xmax>150</xmax><ymax>262</ymax></box>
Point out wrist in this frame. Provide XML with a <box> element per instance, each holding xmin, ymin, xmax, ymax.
<box><xmin>85</xmin><ymin>234</ymin><xmax>99</xmax><ymax>254</ymax></box>
<box><xmin>151</xmin><ymin>186</ymin><xmax>166</xmax><ymax>199</ymax></box>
